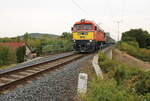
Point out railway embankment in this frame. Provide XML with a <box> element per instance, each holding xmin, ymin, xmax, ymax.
<box><xmin>79</xmin><ymin>48</ymin><xmax>150</xmax><ymax>101</ymax></box>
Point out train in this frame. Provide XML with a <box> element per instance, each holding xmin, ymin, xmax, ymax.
<box><xmin>71</xmin><ymin>19</ymin><xmax>115</xmax><ymax>52</ymax></box>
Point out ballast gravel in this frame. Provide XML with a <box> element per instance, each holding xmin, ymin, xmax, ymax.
<box><xmin>0</xmin><ymin>54</ymin><xmax>93</xmax><ymax>101</ymax></box>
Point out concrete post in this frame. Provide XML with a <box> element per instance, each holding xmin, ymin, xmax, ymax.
<box><xmin>77</xmin><ymin>73</ymin><xmax>88</xmax><ymax>94</ymax></box>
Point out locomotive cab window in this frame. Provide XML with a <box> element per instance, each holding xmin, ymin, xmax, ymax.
<box><xmin>84</xmin><ymin>24</ymin><xmax>92</xmax><ymax>30</ymax></box>
<box><xmin>74</xmin><ymin>24</ymin><xmax>82</xmax><ymax>30</ymax></box>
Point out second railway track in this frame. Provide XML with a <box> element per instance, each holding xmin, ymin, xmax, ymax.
<box><xmin>0</xmin><ymin>53</ymin><xmax>85</xmax><ymax>93</ymax></box>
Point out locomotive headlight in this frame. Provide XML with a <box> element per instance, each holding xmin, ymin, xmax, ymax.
<box><xmin>87</xmin><ymin>43</ymin><xmax>90</xmax><ymax>45</ymax></box>
<box><xmin>73</xmin><ymin>40</ymin><xmax>76</xmax><ymax>42</ymax></box>
<box><xmin>89</xmin><ymin>40</ymin><xmax>92</xmax><ymax>42</ymax></box>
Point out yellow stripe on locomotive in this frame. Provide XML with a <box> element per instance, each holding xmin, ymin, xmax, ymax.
<box><xmin>72</xmin><ymin>32</ymin><xmax>94</xmax><ymax>40</ymax></box>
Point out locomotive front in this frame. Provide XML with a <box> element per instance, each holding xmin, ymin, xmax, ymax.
<box><xmin>72</xmin><ymin>19</ymin><xmax>96</xmax><ymax>52</ymax></box>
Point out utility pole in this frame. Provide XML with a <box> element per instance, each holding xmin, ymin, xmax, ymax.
<box><xmin>116</xmin><ymin>21</ymin><xmax>121</xmax><ymax>41</ymax></box>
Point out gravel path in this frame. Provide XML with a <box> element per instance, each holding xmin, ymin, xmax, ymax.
<box><xmin>0</xmin><ymin>54</ymin><xmax>93</xmax><ymax>101</ymax></box>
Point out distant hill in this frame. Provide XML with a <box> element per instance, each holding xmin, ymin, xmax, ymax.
<box><xmin>20</xmin><ymin>33</ymin><xmax>59</xmax><ymax>38</ymax></box>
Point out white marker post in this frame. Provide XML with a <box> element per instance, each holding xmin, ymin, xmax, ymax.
<box><xmin>77</xmin><ymin>73</ymin><xmax>88</xmax><ymax>94</ymax></box>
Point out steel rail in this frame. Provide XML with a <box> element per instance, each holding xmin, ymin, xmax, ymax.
<box><xmin>0</xmin><ymin>52</ymin><xmax>77</xmax><ymax>76</ymax></box>
<box><xmin>0</xmin><ymin>53</ymin><xmax>84</xmax><ymax>93</ymax></box>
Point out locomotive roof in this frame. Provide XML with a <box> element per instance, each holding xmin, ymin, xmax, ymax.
<box><xmin>74</xmin><ymin>20</ymin><xmax>96</xmax><ymax>25</ymax></box>
<box><xmin>74</xmin><ymin>19</ymin><xmax>105</xmax><ymax>32</ymax></box>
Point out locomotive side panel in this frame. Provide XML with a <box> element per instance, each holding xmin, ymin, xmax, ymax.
<box><xmin>93</xmin><ymin>25</ymin><xmax>106</xmax><ymax>42</ymax></box>
<box><xmin>94</xmin><ymin>31</ymin><xmax>105</xmax><ymax>42</ymax></box>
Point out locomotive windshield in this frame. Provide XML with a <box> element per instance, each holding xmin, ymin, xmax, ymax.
<box><xmin>84</xmin><ymin>24</ymin><xmax>92</xmax><ymax>30</ymax></box>
<box><xmin>74</xmin><ymin>24</ymin><xmax>92</xmax><ymax>30</ymax></box>
<box><xmin>74</xmin><ymin>24</ymin><xmax>82</xmax><ymax>30</ymax></box>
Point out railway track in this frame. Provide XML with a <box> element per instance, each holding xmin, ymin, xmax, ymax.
<box><xmin>0</xmin><ymin>53</ymin><xmax>85</xmax><ymax>93</ymax></box>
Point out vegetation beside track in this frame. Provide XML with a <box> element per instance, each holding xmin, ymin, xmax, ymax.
<box><xmin>81</xmin><ymin>51</ymin><xmax>150</xmax><ymax>101</ymax></box>
<box><xmin>121</xmin><ymin>29</ymin><xmax>150</xmax><ymax>49</ymax></box>
<box><xmin>117</xmin><ymin>29</ymin><xmax>150</xmax><ymax>62</ymax></box>
<box><xmin>0</xmin><ymin>32</ymin><xmax>72</xmax><ymax>68</ymax></box>
<box><xmin>22</xmin><ymin>32</ymin><xmax>73</xmax><ymax>56</ymax></box>
<box><xmin>0</xmin><ymin>46</ymin><xmax>16</xmax><ymax>66</ymax></box>
<box><xmin>117</xmin><ymin>41</ymin><xmax>150</xmax><ymax>62</ymax></box>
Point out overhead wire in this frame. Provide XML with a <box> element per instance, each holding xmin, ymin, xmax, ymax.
<box><xmin>71</xmin><ymin>0</ymin><xmax>88</xmax><ymax>16</ymax></box>
<box><xmin>71</xmin><ymin>0</ymin><xmax>124</xmax><ymax>33</ymax></box>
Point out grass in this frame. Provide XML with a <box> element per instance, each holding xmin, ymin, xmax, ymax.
<box><xmin>0</xmin><ymin>64</ymin><xmax>16</xmax><ymax>70</ymax></box>
<box><xmin>117</xmin><ymin>41</ymin><xmax>150</xmax><ymax>62</ymax></box>
<box><xmin>81</xmin><ymin>51</ymin><xmax>150</xmax><ymax>101</ymax></box>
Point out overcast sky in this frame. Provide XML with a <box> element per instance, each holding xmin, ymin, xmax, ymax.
<box><xmin>0</xmin><ymin>0</ymin><xmax>150</xmax><ymax>40</ymax></box>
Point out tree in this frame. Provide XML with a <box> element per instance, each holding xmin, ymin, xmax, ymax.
<box><xmin>36</xmin><ymin>45</ymin><xmax>42</xmax><ymax>56</ymax></box>
<box><xmin>23</xmin><ymin>32</ymin><xmax>29</xmax><ymax>42</ymax></box>
<box><xmin>16</xmin><ymin>46</ymin><xmax>26</xmax><ymax>63</ymax></box>
<box><xmin>146</xmin><ymin>36</ymin><xmax>150</xmax><ymax>49</ymax></box>
<box><xmin>121</xmin><ymin>29</ymin><xmax>150</xmax><ymax>48</ymax></box>
<box><xmin>0</xmin><ymin>46</ymin><xmax>16</xmax><ymax>65</ymax></box>
<box><xmin>60</xmin><ymin>32</ymin><xmax>72</xmax><ymax>40</ymax></box>
<box><xmin>16</xmin><ymin>36</ymin><xmax>21</xmax><ymax>42</ymax></box>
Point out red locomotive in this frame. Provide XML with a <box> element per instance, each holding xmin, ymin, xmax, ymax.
<box><xmin>72</xmin><ymin>19</ymin><xmax>106</xmax><ymax>52</ymax></box>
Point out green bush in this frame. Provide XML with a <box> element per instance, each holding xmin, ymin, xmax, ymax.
<box><xmin>114</xmin><ymin>65</ymin><xmax>141</xmax><ymax>85</ymax></box>
<box><xmin>0</xmin><ymin>46</ymin><xmax>16</xmax><ymax>66</ymax></box>
<box><xmin>98</xmin><ymin>51</ymin><xmax>117</xmax><ymax>73</ymax></box>
<box><xmin>98</xmin><ymin>51</ymin><xmax>107</xmax><ymax>62</ymax></box>
<box><xmin>145</xmin><ymin>93</ymin><xmax>150</xmax><ymax>101</ymax></box>
<box><xmin>42</xmin><ymin>38</ymin><xmax>72</xmax><ymax>54</ymax></box>
<box><xmin>134</xmin><ymin>71</ymin><xmax>150</xmax><ymax>95</ymax></box>
<box><xmin>83</xmin><ymin>78</ymin><xmax>144</xmax><ymax>101</ymax></box>
<box><xmin>117</xmin><ymin>42</ymin><xmax>139</xmax><ymax>56</ymax></box>
<box><xmin>138</xmin><ymin>49</ymin><xmax>150</xmax><ymax>62</ymax></box>
<box><xmin>62</xmin><ymin>39</ymin><xmax>73</xmax><ymax>51</ymax></box>
<box><xmin>25</xmin><ymin>34</ymin><xmax>72</xmax><ymax>55</ymax></box>
<box><xmin>16</xmin><ymin>46</ymin><xmax>26</xmax><ymax>63</ymax></box>
<box><xmin>114</xmin><ymin>65</ymin><xmax>127</xmax><ymax>84</ymax></box>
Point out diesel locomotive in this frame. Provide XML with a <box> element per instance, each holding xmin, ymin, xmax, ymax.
<box><xmin>72</xmin><ymin>19</ymin><xmax>111</xmax><ymax>52</ymax></box>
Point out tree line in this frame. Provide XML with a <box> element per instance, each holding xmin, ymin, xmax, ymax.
<box><xmin>118</xmin><ymin>28</ymin><xmax>150</xmax><ymax>62</ymax></box>
<box><xmin>121</xmin><ymin>29</ymin><xmax>150</xmax><ymax>49</ymax></box>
